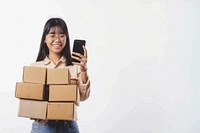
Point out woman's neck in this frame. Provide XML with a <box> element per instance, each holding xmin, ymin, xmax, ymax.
<box><xmin>48</xmin><ymin>53</ymin><xmax>61</xmax><ymax>65</ymax></box>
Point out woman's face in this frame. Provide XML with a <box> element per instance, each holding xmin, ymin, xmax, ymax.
<box><xmin>45</xmin><ymin>26</ymin><xmax>66</xmax><ymax>55</ymax></box>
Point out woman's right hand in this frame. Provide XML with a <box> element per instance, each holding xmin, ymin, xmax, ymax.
<box><xmin>30</xmin><ymin>118</ymin><xmax>48</xmax><ymax>124</ymax></box>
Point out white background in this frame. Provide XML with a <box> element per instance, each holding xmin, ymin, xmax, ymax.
<box><xmin>0</xmin><ymin>0</ymin><xmax>200</xmax><ymax>132</ymax></box>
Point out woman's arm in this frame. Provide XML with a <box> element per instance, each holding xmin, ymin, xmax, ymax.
<box><xmin>72</xmin><ymin>45</ymin><xmax>91</xmax><ymax>101</ymax></box>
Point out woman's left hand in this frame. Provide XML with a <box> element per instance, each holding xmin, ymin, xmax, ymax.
<box><xmin>72</xmin><ymin>45</ymin><xmax>88</xmax><ymax>72</ymax></box>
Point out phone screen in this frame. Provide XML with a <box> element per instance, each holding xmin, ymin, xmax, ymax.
<box><xmin>72</xmin><ymin>39</ymin><xmax>86</xmax><ymax>63</ymax></box>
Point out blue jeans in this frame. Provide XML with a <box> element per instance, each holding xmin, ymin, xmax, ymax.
<box><xmin>30</xmin><ymin>120</ymin><xmax>79</xmax><ymax>133</ymax></box>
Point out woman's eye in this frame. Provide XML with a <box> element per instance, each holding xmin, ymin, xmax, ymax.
<box><xmin>59</xmin><ymin>34</ymin><xmax>65</xmax><ymax>38</ymax></box>
<box><xmin>50</xmin><ymin>35</ymin><xmax>55</xmax><ymax>38</ymax></box>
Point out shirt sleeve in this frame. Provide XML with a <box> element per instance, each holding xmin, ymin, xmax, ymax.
<box><xmin>77</xmin><ymin>66</ymin><xmax>91</xmax><ymax>101</ymax></box>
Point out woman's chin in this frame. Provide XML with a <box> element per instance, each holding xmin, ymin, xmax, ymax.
<box><xmin>52</xmin><ymin>49</ymin><xmax>62</xmax><ymax>54</ymax></box>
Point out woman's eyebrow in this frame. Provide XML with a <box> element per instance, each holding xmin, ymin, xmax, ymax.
<box><xmin>48</xmin><ymin>31</ymin><xmax>55</xmax><ymax>34</ymax></box>
<box><xmin>48</xmin><ymin>31</ymin><xmax>64</xmax><ymax>34</ymax></box>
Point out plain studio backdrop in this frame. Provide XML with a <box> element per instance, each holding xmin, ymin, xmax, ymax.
<box><xmin>0</xmin><ymin>0</ymin><xmax>200</xmax><ymax>132</ymax></box>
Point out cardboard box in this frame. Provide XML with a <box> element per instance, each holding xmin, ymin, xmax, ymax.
<box><xmin>47</xmin><ymin>102</ymin><xmax>77</xmax><ymax>120</ymax></box>
<box><xmin>15</xmin><ymin>82</ymin><xmax>48</xmax><ymax>100</ymax></box>
<box><xmin>47</xmin><ymin>68</ymin><xmax>70</xmax><ymax>85</ymax></box>
<box><xmin>49</xmin><ymin>85</ymin><xmax>79</xmax><ymax>103</ymax></box>
<box><xmin>18</xmin><ymin>99</ymin><xmax>48</xmax><ymax>119</ymax></box>
<box><xmin>18</xmin><ymin>100</ymin><xmax>77</xmax><ymax>120</ymax></box>
<box><xmin>23</xmin><ymin>66</ymin><xmax>47</xmax><ymax>84</ymax></box>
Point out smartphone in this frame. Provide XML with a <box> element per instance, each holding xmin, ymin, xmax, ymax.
<box><xmin>72</xmin><ymin>39</ymin><xmax>86</xmax><ymax>63</ymax></box>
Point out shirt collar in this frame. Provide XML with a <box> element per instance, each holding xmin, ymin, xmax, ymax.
<box><xmin>44</xmin><ymin>56</ymin><xmax>66</xmax><ymax>65</ymax></box>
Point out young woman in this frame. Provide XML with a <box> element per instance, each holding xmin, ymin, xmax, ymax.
<box><xmin>30</xmin><ymin>18</ymin><xmax>90</xmax><ymax>133</ymax></box>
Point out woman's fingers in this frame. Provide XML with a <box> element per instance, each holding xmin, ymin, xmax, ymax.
<box><xmin>83</xmin><ymin>45</ymin><xmax>87</xmax><ymax>57</ymax></box>
<box><xmin>34</xmin><ymin>119</ymin><xmax>48</xmax><ymax>124</ymax></box>
<box><xmin>40</xmin><ymin>120</ymin><xmax>48</xmax><ymax>124</ymax></box>
<box><xmin>72</xmin><ymin>55</ymin><xmax>82</xmax><ymax>62</ymax></box>
<box><xmin>72</xmin><ymin>52</ymin><xmax>83</xmax><ymax>58</ymax></box>
<box><xmin>72</xmin><ymin>52</ymin><xmax>87</xmax><ymax>64</ymax></box>
<box><xmin>72</xmin><ymin>46</ymin><xmax>88</xmax><ymax>71</ymax></box>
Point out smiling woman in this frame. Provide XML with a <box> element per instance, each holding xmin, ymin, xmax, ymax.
<box><xmin>29</xmin><ymin>17</ymin><xmax>91</xmax><ymax>133</ymax></box>
<box><xmin>36</xmin><ymin>18</ymin><xmax>72</xmax><ymax>66</ymax></box>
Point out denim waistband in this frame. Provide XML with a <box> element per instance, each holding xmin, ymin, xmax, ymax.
<box><xmin>48</xmin><ymin>120</ymin><xmax>74</xmax><ymax>126</ymax></box>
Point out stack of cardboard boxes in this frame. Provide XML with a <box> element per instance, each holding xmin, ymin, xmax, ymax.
<box><xmin>15</xmin><ymin>66</ymin><xmax>80</xmax><ymax>120</ymax></box>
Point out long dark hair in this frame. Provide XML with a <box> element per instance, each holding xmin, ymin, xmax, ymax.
<box><xmin>36</xmin><ymin>18</ymin><xmax>72</xmax><ymax>66</ymax></box>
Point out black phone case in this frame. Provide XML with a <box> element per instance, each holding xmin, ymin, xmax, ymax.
<box><xmin>72</xmin><ymin>39</ymin><xmax>86</xmax><ymax>63</ymax></box>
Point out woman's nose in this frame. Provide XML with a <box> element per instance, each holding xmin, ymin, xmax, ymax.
<box><xmin>54</xmin><ymin>35</ymin><xmax>61</xmax><ymax>42</ymax></box>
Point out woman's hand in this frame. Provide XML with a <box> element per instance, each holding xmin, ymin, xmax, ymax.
<box><xmin>30</xmin><ymin>118</ymin><xmax>48</xmax><ymax>124</ymax></box>
<box><xmin>72</xmin><ymin>45</ymin><xmax>88</xmax><ymax>72</ymax></box>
